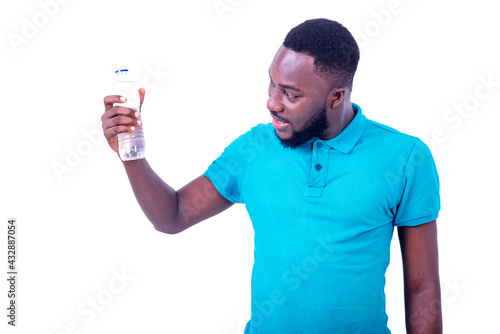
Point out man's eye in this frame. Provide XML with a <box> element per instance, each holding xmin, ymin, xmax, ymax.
<box><xmin>286</xmin><ymin>92</ymin><xmax>299</xmax><ymax>100</ymax></box>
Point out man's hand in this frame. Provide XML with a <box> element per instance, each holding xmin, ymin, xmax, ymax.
<box><xmin>101</xmin><ymin>88</ymin><xmax>146</xmax><ymax>154</ymax></box>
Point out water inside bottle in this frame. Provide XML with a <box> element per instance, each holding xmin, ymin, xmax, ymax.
<box><xmin>117</xmin><ymin>108</ymin><xmax>146</xmax><ymax>161</ymax></box>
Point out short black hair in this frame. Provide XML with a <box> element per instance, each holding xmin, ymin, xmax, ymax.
<box><xmin>283</xmin><ymin>18</ymin><xmax>360</xmax><ymax>90</ymax></box>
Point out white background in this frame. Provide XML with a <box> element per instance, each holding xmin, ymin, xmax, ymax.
<box><xmin>1</xmin><ymin>0</ymin><xmax>499</xmax><ymax>333</ymax></box>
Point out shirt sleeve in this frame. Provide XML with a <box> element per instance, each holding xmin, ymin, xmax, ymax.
<box><xmin>203</xmin><ymin>127</ymin><xmax>257</xmax><ymax>204</ymax></box>
<box><xmin>393</xmin><ymin>139</ymin><xmax>441</xmax><ymax>226</ymax></box>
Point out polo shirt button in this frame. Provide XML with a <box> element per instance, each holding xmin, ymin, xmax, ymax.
<box><xmin>315</xmin><ymin>164</ymin><xmax>322</xmax><ymax>171</ymax></box>
<box><xmin>317</xmin><ymin>142</ymin><xmax>323</xmax><ymax>148</ymax></box>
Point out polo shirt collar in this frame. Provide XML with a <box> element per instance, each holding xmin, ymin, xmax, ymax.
<box><xmin>320</xmin><ymin>103</ymin><xmax>367</xmax><ymax>154</ymax></box>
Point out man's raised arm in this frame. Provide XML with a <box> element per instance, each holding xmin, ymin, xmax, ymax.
<box><xmin>101</xmin><ymin>89</ymin><xmax>233</xmax><ymax>234</ymax></box>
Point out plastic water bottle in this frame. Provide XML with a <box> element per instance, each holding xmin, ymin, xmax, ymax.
<box><xmin>112</xmin><ymin>66</ymin><xmax>146</xmax><ymax>161</ymax></box>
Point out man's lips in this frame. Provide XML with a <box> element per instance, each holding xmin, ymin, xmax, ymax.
<box><xmin>270</xmin><ymin>112</ymin><xmax>290</xmax><ymax>131</ymax></box>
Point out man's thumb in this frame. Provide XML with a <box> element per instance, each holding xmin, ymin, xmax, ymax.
<box><xmin>138</xmin><ymin>88</ymin><xmax>146</xmax><ymax>109</ymax></box>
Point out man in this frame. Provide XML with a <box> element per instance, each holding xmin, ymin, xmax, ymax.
<box><xmin>102</xmin><ymin>19</ymin><xmax>442</xmax><ymax>334</ymax></box>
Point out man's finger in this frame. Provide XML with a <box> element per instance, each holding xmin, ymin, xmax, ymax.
<box><xmin>104</xmin><ymin>124</ymin><xmax>137</xmax><ymax>137</ymax></box>
<box><xmin>103</xmin><ymin>95</ymin><xmax>126</xmax><ymax>110</ymax></box>
<box><xmin>103</xmin><ymin>114</ymin><xmax>142</xmax><ymax>130</ymax></box>
<box><xmin>103</xmin><ymin>106</ymin><xmax>140</xmax><ymax>121</ymax></box>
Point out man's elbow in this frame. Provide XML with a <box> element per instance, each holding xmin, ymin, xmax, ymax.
<box><xmin>152</xmin><ymin>219</ymin><xmax>183</xmax><ymax>235</ymax></box>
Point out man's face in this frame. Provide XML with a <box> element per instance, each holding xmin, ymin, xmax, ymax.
<box><xmin>267</xmin><ymin>46</ymin><xmax>331</xmax><ymax>148</ymax></box>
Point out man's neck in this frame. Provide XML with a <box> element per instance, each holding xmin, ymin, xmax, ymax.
<box><xmin>321</xmin><ymin>102</ymin><xmax>355</xmax><ymax>140</ymax></box>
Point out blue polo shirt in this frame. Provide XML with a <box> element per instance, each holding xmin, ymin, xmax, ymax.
<box><xmin>204</xmin><ymin>104</ymin><xmax>440</xmax><ymax>334</ymax></box>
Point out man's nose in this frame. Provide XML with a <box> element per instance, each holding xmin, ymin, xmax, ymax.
<box><xmin>267</xmin><ymin>88</ymin><xmax>284</xmax><ymax>113</ymax></box>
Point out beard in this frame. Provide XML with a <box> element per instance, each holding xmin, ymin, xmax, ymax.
<box><xmin>274</xmin><ymin>106</ymin><xmax>329</xmax><ymax>149</ymax></box>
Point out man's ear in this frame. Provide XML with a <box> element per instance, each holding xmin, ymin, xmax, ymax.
<box><xmin>328</xmin><ymin>87</ymin><xmax>347</xmax><ymax>109</ymax></box>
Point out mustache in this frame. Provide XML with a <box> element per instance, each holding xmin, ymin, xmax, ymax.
<box><xmin>270</xmin><ymin>110</ymin><xmax>290</xmax><ymax>123</ymax></box>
